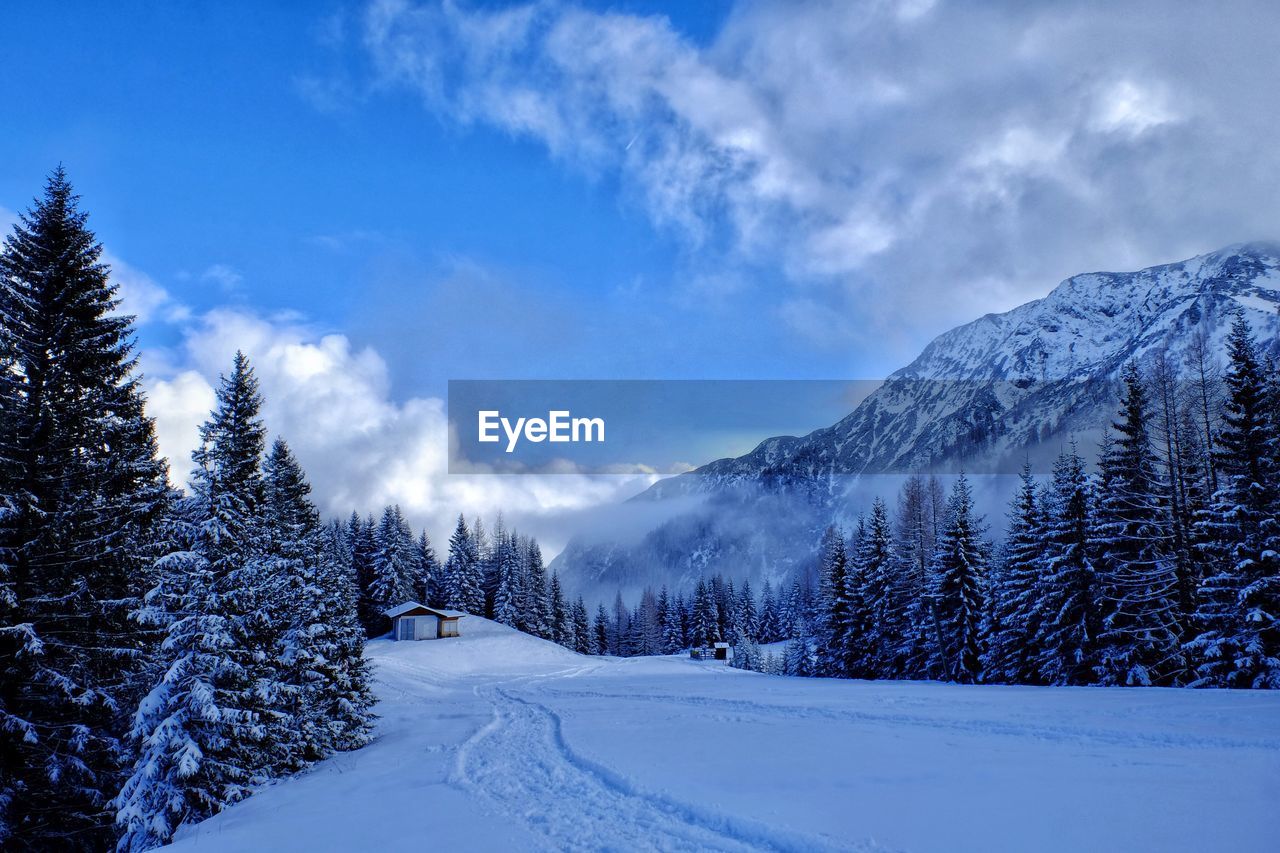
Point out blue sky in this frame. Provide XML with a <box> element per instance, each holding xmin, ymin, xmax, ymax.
<box><xmin>5</xmin><ymin>0</ymin><xmax>1280</xmax><ymax>546</ymax></box>
<box><xmin>1</xmin><ymin>1</ymin><xmax>824</xmax><ymax>394</ymax></box>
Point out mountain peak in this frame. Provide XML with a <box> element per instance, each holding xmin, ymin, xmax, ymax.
<box><xmin>636</xmin><ymin>243</ymin><xmax>1280</xmax><ymax>501</ymax></box>
<box><xmin>561</xmin><ymin>244</ymin><xmax>1280</xmax><ymax>599</ymax></box>
<box><xmin>896</xmin><ymin>242</ymin><xmax>1280</xmax><ymax>384</ymax></box>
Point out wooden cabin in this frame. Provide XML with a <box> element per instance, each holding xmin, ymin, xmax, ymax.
<box><xmin>384</xmin><ymin>601</ymin><xmax>465</xmax><ymax>640</ymax></box>
<box><xmin>690</xmin><ymin>642</ymin><xmax>731</xmax><ymax>662</ymax></box>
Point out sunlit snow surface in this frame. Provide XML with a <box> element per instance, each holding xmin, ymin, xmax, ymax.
<box><xmin>171</xmin><ymin>619</ymin><xmax>1280</xmax><ymax>852</ymax></box>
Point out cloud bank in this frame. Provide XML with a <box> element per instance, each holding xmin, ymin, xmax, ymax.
<box><xmin>118</xmin><ymin>277</ymin><xmax>657</xmax><ymax>551</ymax></box>
<box><xmin>357</xmin><ymin>0</ymin><xmax>1280</xmax><ymax>355</ymax></box>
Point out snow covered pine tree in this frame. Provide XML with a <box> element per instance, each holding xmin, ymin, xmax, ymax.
<box><xmin>263</xmin><ymin>439</ymin><xmax>375</xmax><ymax>765</ymax></box>
<box><xmin>116</xmin><ymin>354</ymin><xmax>289</xmax><ymax>849</ymax></box>
<box><xmin>0</xmin><ymin>168</ymin><xmax>170</xmax><ymax>849</ymax></box>
<box><xmin>1188</xmin><ymin>316</ymin><xmax>1280</xmax><ymax>687</ymax></box>
<box><xmin>1094</xmin><ymin>364</ymin><xmax>1184</xmax><ymax>686</ymax></box>
<box><xmin>927</xmin><ymin>474</ymin><xmax>989</xmax><ymax>684</ymax></box>
<box><xmin>443</xmin><ymin>515</ymin><xmax>485</xmax><ymax>615</ymax></box>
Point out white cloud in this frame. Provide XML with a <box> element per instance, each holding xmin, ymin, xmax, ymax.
<box><xmin>120</xmin><ymin>281</ymin><xmax>655</xmax><ymax>549</ymax></box>
<box><xmin>146</xmin><ymin>370</ymin><xmax>216</xmax><ymax>488</ymax></box>
<box><xmin>354</xmin><ymin>0</ymin><xmax>1280</xmax><ymax>357</ymax></box>
<box><xmin>1090</xmin><ymin>80</ymin><xmax>1178</xmax><ymax>137</ymax></box>
<box><xmin>3</xmin><ymin>207</ymin><xmax>654</xmax><ymax>555</ymax></box>
<box><xmin>5</xmin><ymin>211</ymin><xmax>189</xmax><ymax>327</ymax></box>
<box><xmin>106</xmin><ymin>253</ymin><xmax>192</xmax><ymax>325</ymax></box>
<box><xmin>200</xmin><ymin>263</ymin><xmax>245</xmax><ymax>292</ymax></box>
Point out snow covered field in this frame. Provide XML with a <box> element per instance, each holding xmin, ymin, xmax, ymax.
<box><xmin>170</xmin><ymin>619</ymin><xmax>1280</xmax><ymax>852</ymax></box>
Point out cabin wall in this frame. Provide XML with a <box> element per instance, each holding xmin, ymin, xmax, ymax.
<box><xmin>393</xmin><ymin>615</ymin><xmax>441</xmax><ymax>640</ymax></box>
<box><xmin>389</xmin><ymin>608</ymin><xmax>462</xmax><ymax>640</ymax></box>
<box><xmin>414</xmin><ymin>615</ymin><xmax>440</xmax><ymax>640</ymax></box>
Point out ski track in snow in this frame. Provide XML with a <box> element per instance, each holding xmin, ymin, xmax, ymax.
<box><xmin>169</xmin><ymin>621</ymin><xmax>1280</xmax><ymax>853</ymax></box>
<box><xmin>452</xmin><ymin>670</ymin><xmax>873</xmax><ymax>853</ymax></box>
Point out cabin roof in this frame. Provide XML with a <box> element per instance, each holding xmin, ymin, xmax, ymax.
<box><xmin>383</xmin><ymin>601</ymin><xmax>468</xmax><ymax>620</ymax></box>
<box><xmin>384</xmin><ymin>601</ymin><xmax>429</xmax><ymax>618</ymax></box>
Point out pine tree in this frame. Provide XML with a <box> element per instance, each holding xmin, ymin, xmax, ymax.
<box><xmin>986</xmin><ymin>463</ymin><xmax>1044</xmax><ymax>684</ymax></box>
<box><xmin>550</xmin><ymin>573</ymin><xmax>570</xmax><ymax>647</ymax></box>
<box><xmin>114</xmin><ymin>523</ymin><xmax>254</xmax><ymax>851</ymax></box>
<box><xmin>889</xmin><ymin>475</ymin><xmax>939</xmax><ymax>677</ymax></box>
<box><xmin>674</xmin><ymin>594</ymin><xmax>691</xmax><ymax>649</ymax></box>
<box><xmin>927</xmin><ymin>474</ymin><xmax>989</xmax><ymax>683</ymax></box>
<box><xmin>523</xmin><ymin>539</ymin><xmax>551</xmax><ymax>639</ymax></box>
<box><xmin>610</xmin><ymin>592</ymin><xmax>629</xmax><ymax>655</ymax></box>
<box><xmin>0</xmin><ymin>168</ymin><xmax>170</xmax><ymax>848</ymax></box>
<box><xmin>779</xmin><ymin>579</ymin><xmax>805</xmax><ymax>641</ymax></box>
<box><xmin>491</xmin><ymin>528</ymin><xmax>521</xmax><ymax>628</ymax></box>
<box><xmin>348</xmin><ymin>512</ymin><xmax>381</xmax><ymax>633</ymax></box>
<box><xmin>816</xmin><ymin>527</ymin><xmax>852</xmax><ymax>677</ymax></box>
<box><xmin>262</xmin><ymin>440</ymin><xmax>375</xmax><ymax>767</ymax></box>
<box><xmin>472</xmin><ymin>516</ymin><xmax>493</xmax><ymax>618</ymax></box>
<box><xmin>1032</xmin><ymin>445</ymin><xmax>1102</xmax><ymax>685</ymax></box>
<box><xmin>1188</xmin><ymin>316</ymin><xmax>1280</xmax><ymax>687</ymax></box>
<box><xmin>117</xmin><ymin>353</ymin><xmax>281</xmax><ymax>849</ymax></box>
<box><xmin>370</xmin><ymin>506</ymin><xmax>415</xmax><ymax>616</ymax></box>
<box><xmin>1150</xmin><ymin>351</ymin><xmax>1201</xmax><ymax>629</ymax></box>
<box><xmin>262</xmin><ymin>439</ymin><xmax>317</xmax><ymax>554</ymax></box>
<box><xmin>506</xmin><ymin>533</ymin><xmax>527</xmax><ymax>628</ymax></box>
<box><xmin>783</xmin><ymin>619</ymin><xmax>816</xmax><ymax>677</ymax></box>
<box><xmin>655</xmin><ymin>585</ymin><xmax>673</xmax><ymax>651</ymax></box>
<box><xmin>191</xmin><ymin>352</ymin><xmax>267</xmax><ymax>522</ymax></box>
<box><xmin>841</xmin><ymin>516</ymin><xmax>871</xmax><ymax>678</ymax></box>
<box><xmin>719</xmin><ymin>578</ymin><xmax>737</xmax><ymax>642</ymax></box>
<box><xmin>1094</xmin><ymin>364</ymin><xmax>1184</xmax><ymax>686</ymax></box>
<box><xmin>730</xmin><ymin>626</ymin><xmax>761</xmax><ymax>672</ymax></box>
<box><xmin>661</xmin><ymin>588</ymin><xmax>684</xmax><ymax>653</ymax></box>
<box><xmin>572</xmin><ymin>598</ymin><xmax>592</xmax><ymax>654</ymax></box>
<box><xmin>443</xmin><ymin>515</ymin><xmax>484</xmax><ymax>614</ymax></box>
<box><xmin>412</xmin><ymin>531</ymin><xmax>439</xmax><ymax>607</ymax></box>
<box><xmin>758</xmin><ymin>582</ymin><xmax>778</xmax><ymax>644</ymax></box>
<box><xmin>593</xmin><ymin>604</ymin><xmax>610</xmax><ymax>655</ymax></box>
<box><xmin>260</xmin><ymin>438</ymin><xmax>318</xmax><ymax>769</ymax></box>
<box><xmin>736</xmin><ymin>580</ymin><xmax>759</xmax><ymax>644</ymax></box>
<box><xmin>635</xmin><ymin>588</ymin><xmax>663</xmax><ymax>655</ymax></box>
<box><xmin>689</xmin><ymin>579</ymin><xmax>718</xmax><ymax>648</ymax></box>
<box><xmin>1183</xmin><ymin>326</ymin><xmax>1222</xmax><ymax>498</ymax></box>
<box><xmin>1175</xmin><ymin>402</ymin><xmax>1214</xmax><ymax>622</ymax></box>
<box><xmin>316</xmin><ymin>521</ymin><xmax>377</xmax><ymax>752</ymax></box>
<box><xmin>855</xmin><ymin>498</ymin><xmax>895</xmax><ymax>678</ymax></box>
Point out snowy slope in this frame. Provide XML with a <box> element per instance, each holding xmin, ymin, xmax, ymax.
<box><xmin>169</xmin><ymin>619</ymin><xmax>1280</xmax><ymax>852</ymax></box>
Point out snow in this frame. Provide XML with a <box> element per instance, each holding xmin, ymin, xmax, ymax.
<box><xmin>169</xmin><ymin>618</ymin><xmax>1280</xmax><ymax>852</ymax></box>
<box><xmin>382</xmin><ymin>601</ymin><xmax>428</xmax><ymax>618</ymax></box>
<box><xmin>383</xmin><ymin>601</ymin><xmax>467</xmax><ymax>619</ymax></box>
<box><xmin>570</xmin><ymin>244</ymin><xmax>1280</xmax><ymax>602</ymax></box>
<box><xmin>1233</xmin><ymin>292</ymin><xmax>1279</xmax><ymax>315</ymax></box>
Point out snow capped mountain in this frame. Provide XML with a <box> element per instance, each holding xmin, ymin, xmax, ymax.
<box><xmin>643</xmin><ymin>242</ymin><xmax>1280</xmax><ymax>498</ymax></box>
<box><xmin>553</xmin><ymin>243</ymin><xmax>1280</xmax><ymax>600</ymax></box>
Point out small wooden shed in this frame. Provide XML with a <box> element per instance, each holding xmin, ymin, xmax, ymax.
<box><xmin>384</xmin><ymin>602</ymin><xmax>465</xmax><ymax>641</ymax></box>
<box><xmin>690</xmin><ymin>642</ymin><xmax>731</xmax><ymax>662</ymax></box>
